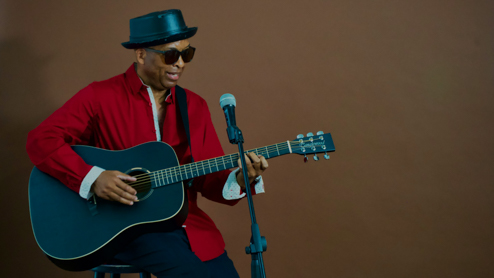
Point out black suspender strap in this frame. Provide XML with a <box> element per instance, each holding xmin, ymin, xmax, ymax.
<box><xmin>175</xmin><ymin>85</ymin><xmax>195</xmax><ymax>188</ymax></box>
<box><xmin>175</xmin><ymin>85</ymin><xmax>194</xmax><ymax>163</ymax></box>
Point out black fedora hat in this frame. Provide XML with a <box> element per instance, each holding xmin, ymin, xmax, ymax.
<box><xmin>122</xmin><ymin>9</ymin><xmax>197</xmax><ymax>49</ymax></box>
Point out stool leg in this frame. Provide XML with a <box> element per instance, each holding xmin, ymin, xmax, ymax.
<box><xmin>140</xmin><ymin>272</ymin><xmax>151</xmax><ymax>278</ymax></box>
<box><xmin>94</xmin><ymin>272</ymin><xmax>105</xmax><ymax>278</ymax></box>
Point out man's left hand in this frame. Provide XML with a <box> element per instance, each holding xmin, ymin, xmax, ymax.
<box><xmin>236</xmin><ymin>152</ymin><xmax>268</xmax><ymax>190</ymax></box>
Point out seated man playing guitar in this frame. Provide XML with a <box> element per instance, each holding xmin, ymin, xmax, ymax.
<box><xmin>26</xmin><ymin>9</ymin><xmax>268</xmax><ymax>278</ymax></box>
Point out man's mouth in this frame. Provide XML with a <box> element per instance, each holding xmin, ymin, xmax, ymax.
<box><xmin>167</xmin><ymin>72</ymin><xmax>180</xmax><ymax>81</ymax></box>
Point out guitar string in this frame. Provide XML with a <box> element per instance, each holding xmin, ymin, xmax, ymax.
<box><xmin>127</xmin><ymin>140</ymin><xmax>327</xmax><ymax>190</ymax></box>
<box><xmin>128</xmin><ymin>144</ymin><xmax>299</xmax><ymax>191</ymax></box>
<box><xmin>128</xmin><ymin>142</ymin><xmax>296</xmax><ymax>184</ymax></box>
<box><xmin>128</xmin><ymin>142</ymin><xmax>291</xmax><ymax>181</ymax></box>
<box><xmin>128</xmin><ymin>138</ymin><xmax>321</xmax><ymax>180</ymax></box>
<box><xmin>128</xmin><ymin>144</ymin><xmax>295</xmax><ymax>191</ymax></box>
<box><xmin>128</xmin><ymin>143</ymin><xmax>321</xmax><ymax>191</ymax></box>
<box><xmin>128</xmin><ymin>141</ymin><xmax>326</xmax><ymax>191</ymax></box>
<box><xmin>127</xmin><ymin>141</ymin><xmax>289</xmax><ymax>179</ymax></box>
<box><xmin>127</xmin><ymin>142</ymin><xmax>286</xmax><ymax>181</ymax></box>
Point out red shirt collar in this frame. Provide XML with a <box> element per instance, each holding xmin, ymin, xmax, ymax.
<box><xmin>124</xmin><ymin>63</ymin><xmax>175</xmax><ymax>104</ymax></box>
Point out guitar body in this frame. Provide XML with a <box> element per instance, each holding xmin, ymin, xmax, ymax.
<box><xmin>29</xmin><ymin>141</ymin><xmax>188</xmax><ymax>271</ymax></box>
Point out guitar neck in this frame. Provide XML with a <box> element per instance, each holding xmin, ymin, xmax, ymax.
<box><xmin>151</xmin><ymin>141</ymin><xmax>292</xmax><ymax>188</ymax></box>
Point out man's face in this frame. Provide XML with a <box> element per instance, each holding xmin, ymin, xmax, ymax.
<box><xmin>138</xmin><ymin>39</ymin><xmax>191</xmax><ymax>91</ymax></box>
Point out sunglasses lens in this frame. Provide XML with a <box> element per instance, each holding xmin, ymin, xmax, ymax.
<box><xmin>182</xmin><ymin>47</ymin><xmax>195</xmax><ymax>63</ymax></box>
<box><xmin>163</xmin><ymin>50</ymin><xmax>181</xmax><ymax>64</ymax></box>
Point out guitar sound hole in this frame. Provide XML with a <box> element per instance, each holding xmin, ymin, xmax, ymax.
<box><xmin>125</xmin><ymin>168</ymin><xmax>153</xmax><ymax>201</ymax></box>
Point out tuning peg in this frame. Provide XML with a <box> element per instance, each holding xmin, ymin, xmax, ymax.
<box><xmin>313</xmin><ymin>154</ymin><xmax>319</xmax><ymax>161</ymax></box>
<box><xmin>306</xmin><ymin>132</ymin><xmax>314</xmax><ymax>137</ymax></box>
<box><xmin>304</xmin><ymin>154</ymin><xmax>308</xmax><ymax>163</ymax></box>
<box><xmin>324</xmin><ymin>152</ymin><xmax>330</xmax><ymax>160</ymax></box>
<box><xmin>297</xmin><ymin>134</ymin><xmax>304</xmax><ymax>139</ymax></box>
<box><xmin>317</xmin><ymin>131</ymin><xmax>324</xmax><ymax>135</ymax></box>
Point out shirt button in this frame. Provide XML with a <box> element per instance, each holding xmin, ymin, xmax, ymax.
<box><xmin>148</xmin><ymin>103</ymin><xmax>152</xmax><ymax>107</ymax></box>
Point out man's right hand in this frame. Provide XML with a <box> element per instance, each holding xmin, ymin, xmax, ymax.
<box><xmin>92</xmin><ymin>170</ymin><xmax>138</xmax><ymax>205</ymax></box>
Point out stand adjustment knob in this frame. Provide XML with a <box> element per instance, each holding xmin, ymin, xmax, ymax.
<box><xmin>245</xmin><ymin>236</ymin><xmax>267</xmax><ymax>254</ymax></box>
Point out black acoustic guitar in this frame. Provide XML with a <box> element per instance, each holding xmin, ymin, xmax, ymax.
<box><xmin>29</xmin><ymin>132</ymin><xmax>335</xmax><ymax>271</ymax></box>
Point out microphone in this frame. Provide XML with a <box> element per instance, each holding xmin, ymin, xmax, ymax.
<box><xmin>219</xmin><ymin>94</ymin><xmax>240</xmax><ymax>143</ymax></box>
<box><xmin>220</xmin><ymin>93</ymin><xmax>236</xmax><ymax>127</ymax></box>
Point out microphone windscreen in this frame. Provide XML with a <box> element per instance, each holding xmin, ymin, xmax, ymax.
<box><xmin>219</xmin><ymin>94</ymin><xmax>236</xmax><ymax>108</ymax></box>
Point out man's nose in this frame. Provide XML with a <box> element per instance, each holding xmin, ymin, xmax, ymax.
<box><xmin>174</xmin><ymin>55</ymin><xmax>185</xmax><ymax>68</ymax></box>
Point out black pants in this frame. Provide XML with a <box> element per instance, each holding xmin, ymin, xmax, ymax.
<box><xmin>114</xmin><ymin>228</ymin><xmax>240</xmax><ymax>278</ymax></box>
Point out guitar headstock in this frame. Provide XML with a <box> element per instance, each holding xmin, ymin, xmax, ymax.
<box><xmin>290</xmin><ymin>131</ymin><xmax>335</xmax><ymax>162</ymax></box>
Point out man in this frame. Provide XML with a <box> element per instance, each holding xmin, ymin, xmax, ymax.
<box><xmin>26</xmin><ymin>9</ymin><xmax>268</xmax><ymax>278</ymax></box>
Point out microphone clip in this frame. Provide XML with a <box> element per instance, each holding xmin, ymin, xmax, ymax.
<box><xmin>226</xmin><ymin>125</ymin><xmax>244</xmax><ymax>144</ymax></box>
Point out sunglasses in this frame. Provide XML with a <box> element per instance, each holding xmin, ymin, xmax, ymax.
<box><xmin>145</xmin><ymin>47</ymin><xmax>196</xmax><ymax>65</ymax></box>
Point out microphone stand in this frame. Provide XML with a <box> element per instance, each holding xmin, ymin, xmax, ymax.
<box><xmin>227</xmin><ymin>125</ymin><xmax>267</xmax><ymax>278</ymax></box>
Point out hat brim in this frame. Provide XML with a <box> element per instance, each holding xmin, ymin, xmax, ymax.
<box><xmin>121</xmin><ymin>27</ymin><xmax>197</xmax><ymax>49</ymax></box>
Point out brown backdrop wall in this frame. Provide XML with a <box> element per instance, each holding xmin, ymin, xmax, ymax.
<box><xmin>1</xmin><ymin>1</ymin><xmax>493</xmax><ymax>277</ymax></box>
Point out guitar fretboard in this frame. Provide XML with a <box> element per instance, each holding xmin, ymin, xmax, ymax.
<box><xmin>148</xmin><ymin>141</ymin><xmax>292</xmax><ymax>188</ymax></box>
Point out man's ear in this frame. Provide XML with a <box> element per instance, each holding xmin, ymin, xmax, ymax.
<box><xmin>135</xmin><ymin>48</ymin><xmax>146</xmax><ymax>65</ymax></box>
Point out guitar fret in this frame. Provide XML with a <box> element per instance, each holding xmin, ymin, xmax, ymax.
<box><xmin>153</xmin><ymin>172</ymin><xmax>158</xmax><ymax>187</ymax></box>
<box><xmin>152</xmin><ymin>173</ymin><xmax>158</xmax><ymax>188</ymax></box>
<box><xmin>184</xmin><ymin>165</ymin><xmax>188</xmax><ymax>180</ymax></box>
<box><xmin>265</xmin><ymin>146</ymin><xmax>269</xmax><ymax>158</ymax></box>
<box><xmin>276</xmin><ymin>144</ymin><xmax>280</xmax><ymax>156</ymax></box>
<box><xmin>158</xmin><ymin>172</ymin><xmax>163</xmax><ymax>187</ymax></box>
<box><xmin>165</xmin><ymin>169</ymin><xmax>170</xmax><ymax>185</ymax></box>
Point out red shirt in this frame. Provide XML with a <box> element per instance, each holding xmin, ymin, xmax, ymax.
<box><xmin>26</xmin><ymin>64</ymin><xmax>241</xmax><ymax>261</ymax></box>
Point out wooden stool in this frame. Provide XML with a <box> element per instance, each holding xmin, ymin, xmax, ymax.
<box><xmin>92</xmin><ymin>264</ymin><xmax>151</xmax><ymax>278</ymax></box>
